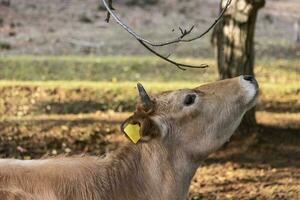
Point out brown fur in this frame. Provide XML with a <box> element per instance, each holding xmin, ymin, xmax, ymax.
<box><xmin>0</xmin><ymin>76</ymin><xmax>258</xmax><ymax>200</ymax></box>
<box><xmin>0</xmin><ymin>143</ymin><xmax>178</xmax><ymax>200</ymax></box>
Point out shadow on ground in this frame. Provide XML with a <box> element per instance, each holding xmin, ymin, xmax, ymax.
<box><xmin>0</xmin><ymin>112</ymin><xmax>299</xmax><ymax>200</ymax></box>
<box><xmin>37</xmin><ymin>101</ymin><xmax>134</xmax><ymax>114</ymax></box>
<box><xmin>205</xmin><ymin>125</ymin><xmax>300</xmax><ymax>168</ymax></box>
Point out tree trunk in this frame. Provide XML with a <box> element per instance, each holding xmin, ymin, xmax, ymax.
<box><xmin>213</xmin><ymin>0</ymin><xmax>265</xmax><ymax>135</ymax></box>
<box><xmin>0</xmin><ymin>0</ymin><xmax>10</xmax><ymax>6</ymax></box>
<box><xmin>294</xmin><ymin>21</ymin><xmax>300</xmax><ymax>44</ymax></box>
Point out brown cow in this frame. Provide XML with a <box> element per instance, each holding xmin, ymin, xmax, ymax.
<box><xmin>0</xmin><ymin>75</ymin><xmax>259</xmax><ymax>200</ymax></box>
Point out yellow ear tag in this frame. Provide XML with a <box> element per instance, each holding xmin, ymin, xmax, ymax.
<box><xmin>124</xmin><ymin>124</ymin><xmax>141</xmax><ymax>144</ymax></box>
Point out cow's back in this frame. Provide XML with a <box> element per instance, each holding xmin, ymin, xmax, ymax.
<box><xmin>0</xmin><ymin>158</ymin><xmax>103</xmax><ymax>200</ymax></box>
<box><xmin>0</xmin><ymin>188</ymin><xmax>59</xmax><ymax>200</ymax></box>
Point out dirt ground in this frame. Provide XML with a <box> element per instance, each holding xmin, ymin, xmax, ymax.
<box><xmin>1</xmin><ymin>0</ymin><xmax>300</xmax><ymax>58</ymax></box>
<box><xmin>0</xmin><ymin>87</ymin><xmax>299</xmax><ymax>200</ymax></box>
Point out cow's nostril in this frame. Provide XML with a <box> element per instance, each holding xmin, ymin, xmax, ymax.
<box><xmin>243</xmin><ymin>75</ymin><xmax>254</xmax><ymax>82</ymax></box>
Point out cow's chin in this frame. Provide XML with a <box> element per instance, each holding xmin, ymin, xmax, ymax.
<box><xmin>206</xmin><ymin>107</ymin><xmax>248</xmax><ymax>154</ymax></box>
<box><xmin>246</xmin><ymin>96</ymin><xmax>258</xmax><ymax>112</ymax></box>
<box><xmin>240</xmin><ymin>76</ymin><xmax>259</xmax><ymax>110</ymax></box>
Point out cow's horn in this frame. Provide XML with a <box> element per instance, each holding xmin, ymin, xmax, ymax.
<box><xmin>137</xmin><ymin>83</ymin><xmax>153</xmax><ymax>111</ymax></box>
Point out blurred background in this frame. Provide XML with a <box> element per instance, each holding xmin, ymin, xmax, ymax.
<box><xmin>0</xmin><ymin>0</ymin><xmax>299</xmax><ymax>199</ymax></box>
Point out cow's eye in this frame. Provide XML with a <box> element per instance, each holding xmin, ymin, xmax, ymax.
<box><xmin>184</xmin><ymin>94</ymin><xmax>196</xmax><ymax>106</ymax></box>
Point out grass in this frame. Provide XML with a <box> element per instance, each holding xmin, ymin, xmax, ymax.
<box><xmin>0</xmin><ymin>80</ymin><xmax>297</xmax><ymax>96</ymax></box>
<box><xmin>0</xmin><ymin>56</ymin><xmax>216</xmax><ymax>82</ymax></box>
<box><xmin>0</xmin><ymin>81</ymin><xmax>199</xmax><ymax>90</ymax></box>
<box><xmin>0</xmin><ymin>55</ymin><xmax>299</xmax><ymax>94</ymax></box>
<box><xmin>0</xmin><ymin>56</ymin><xmax>298</xmax><ymax>82</ymax></box>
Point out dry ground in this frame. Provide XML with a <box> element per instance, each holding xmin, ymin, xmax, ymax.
<box><xmin>1</xmin><ymin>0</ymin><xmax>300</xmax><ymax>58</ymax></box>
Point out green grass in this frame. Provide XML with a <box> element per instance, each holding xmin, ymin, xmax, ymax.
<box><xmin>0</xmin><ymin>56</ymin><xmax>216</xmax><ymax>82</ymax></box>
<box><xmin>0</xmin><ymin>80</ymin><xmax>297</xmax><ymax>99</ymax></box>
<box><xmin>0</xmin><ymin>81</ymin><xmax>199</xmax><ymax>90</ymax></box>
<box><xmin>0</xmin><ymin>56</ymin><xmax>298</xmax><ymax>83</ymax></box>
<box><xmin>0</xmin><ymin>56</ymin><xmax>298</xmax><ymax>120</ymax></box>
<box><xmin>0</xmin><ymin>56</ymin><xmax>299</xmax><ymax>106</ymax></box>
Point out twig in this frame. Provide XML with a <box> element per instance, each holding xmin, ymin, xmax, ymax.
<box><xmin>138</xmin><ymin>40</ymin><xmax>208</xmax><ymax>71</ymax></box>
<box><xmin>105</xmin><ymin>0</ymin><xmax>114</xmax><ymax>23</ymax></box>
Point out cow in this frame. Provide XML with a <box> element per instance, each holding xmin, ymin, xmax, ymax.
<box><xmin>0</xmin><ymin>75</ymin><xmax>259</xmax><ymax>200</ymax></box>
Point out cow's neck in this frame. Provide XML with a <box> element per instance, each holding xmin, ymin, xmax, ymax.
<box><xmin>102</xmin><ymin>141</ymin><xmax>198</xmax><ymax>200</ymax></box>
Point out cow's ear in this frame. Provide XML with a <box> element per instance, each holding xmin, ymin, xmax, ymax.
<box><xmin>121</xmin><ymin>112</ymin><xmax>161</xmax><ymax>143</ymax></box>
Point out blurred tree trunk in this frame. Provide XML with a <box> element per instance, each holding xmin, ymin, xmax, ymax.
<box><xmin>212</xmin><ymin>0</ymin><xmax>265</xmax><ymax>135</ymax></box>
<box><xmin>0</xmin><ymin>0</ymin><xmax>10</xmax><ymax>6</ymax></box>
<box><xmin>294</xmin><ymin>21</ymin><xmax>300</xmax><ymax>44</ymax></box>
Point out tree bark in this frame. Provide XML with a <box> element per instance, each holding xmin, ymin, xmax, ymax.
<box><xmin>213</xmin><ymin>0</ymin><xmax>265</xmax><ymax>135</ymax></box>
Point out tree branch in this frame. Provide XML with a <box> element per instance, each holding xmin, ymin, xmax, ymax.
<box><xmin>101</xmin><ymin>0</ymin><xmax>231</xmax><ymax>70</ymax></box>
<box><xmin>102</xmin><ymin>0</ymin><xmax>231</xmax><ymax>47</ymax></box>
<box><xmin>105</xmin><ymin>0</ymin><xmax>114</xmax><ymax>22</ymax></box>
<box><xmin>137</xmin><ymin>40</ymin><xmax>208</xmax><ymax>71</ymax></box>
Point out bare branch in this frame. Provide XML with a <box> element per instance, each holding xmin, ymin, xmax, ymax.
<box><xmin>178</xmin><ymin>25</ymin><xmax>195</xmax><ymax>39</ymax></box>
<box><xmin>105</xmin><ymin>0</ymin><xmax>114</xmax><ymax>23</ymax></box>
<box><xmin>102</xmin><ymin>0</ymin><xmax>231</xmax><ymax>47</ymax></box>
<box><xmin>102</xmin><ymin>0</ymin><xmax>217</xmax><ymax>70</ymax></box>
<box><xmin>178</xmin><ymin>0</ymin><xmax>232</xmax><ymax>43</ymax></box>
<box><xmin>137</xmin><ymin>39</ymin><xmax>208</xmax><ymax>71</ymax></box>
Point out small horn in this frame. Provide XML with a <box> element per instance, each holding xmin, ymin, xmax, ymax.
<box><xmin>137</xmin><ymin>83</ymin><xmax>154</xmax><ymax>111</ymax></box>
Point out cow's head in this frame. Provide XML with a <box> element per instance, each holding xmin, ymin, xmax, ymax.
<box><xmin>122</xmin><ymin>76</ymin><xmax>259</xmax><ymax>161</ymax></box>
